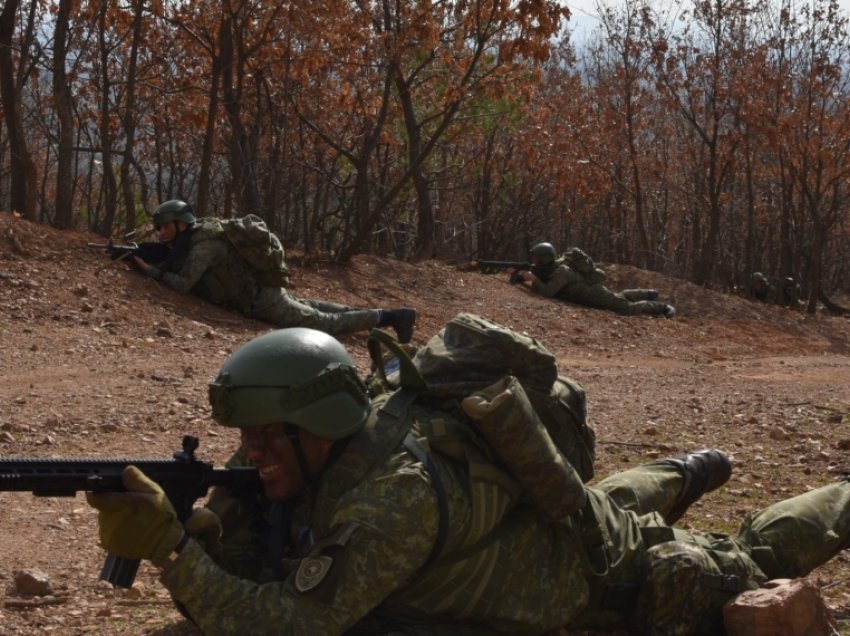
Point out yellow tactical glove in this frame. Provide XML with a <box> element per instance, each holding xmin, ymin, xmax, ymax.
<box><xmin>86</xmin><ymin>466</ymin><xmax>185</xmax><ymax>567</ymax></box>
<box><xmin>184</xmin><ymin>507</ymin><xmax>223</xmax><ymax>555</ymax></box>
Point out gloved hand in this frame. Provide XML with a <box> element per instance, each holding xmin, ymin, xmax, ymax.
<box><xmin>86</xmin><ymin>466</ymin><xmax>184</xmax><ymax>567</ymax></box>
<box><xmin>184</xmin><ymin>507</ymin><xmax>223</xmax><ymax>555</ymax></box>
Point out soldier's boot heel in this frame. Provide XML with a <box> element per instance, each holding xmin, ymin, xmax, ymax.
<box><xmin>664</xmin><ymin>449</ymin><xmax>732</xmax><ymax>525</ymax></box>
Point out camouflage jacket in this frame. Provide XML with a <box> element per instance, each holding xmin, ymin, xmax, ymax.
<box><xmin>161</xmin><ymin>392</ymin><xmax>591</xmax><ymax>635</ymax></box>
<box><xmin>531</xmin><ymin>264</ymin><xmax>607</xmax><ymax>304</ymax></box>
<box><xmin>151</xmin><ymin>225</ymin><xmax>260</xmax><ymax>312</ymax></box>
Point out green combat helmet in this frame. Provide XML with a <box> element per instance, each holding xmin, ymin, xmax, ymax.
<box><xmin>208</xmin><ymin>328</ymin><xmax>370</xmax><ymax>439</ymax></box>
<box><xmin>529</xmin><ymin>242</ymin><xmax>557</xmax><ymax>265</ymax></box>
<box><xmin>152</xmin><ymin>199</ymin><xmax>196</xmax><ymax>229</ymax></box>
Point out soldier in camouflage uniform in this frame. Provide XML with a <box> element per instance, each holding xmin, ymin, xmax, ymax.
<box><xmin>131</xmin><ymin>200</ymin><xmax>416</xmax><ymax>342</ymax></box>
<box><xmin>749</xmin><ymin>272</ymin><xmax>805</xmax><ymax>311</ymax></box>
<box><xmin>517</xmin><ymin>243</ymin><xmax>676</xmax><ymax>318</ymax></box>
<box><xmin>86</xmin><ymin>328</ymin><xmax>850</xmax><ymax>636</ymax></box>
<box><xmin>749</xmin><ymin>272</ymin><xmax>778</xmax><ymax>304</ymax></box>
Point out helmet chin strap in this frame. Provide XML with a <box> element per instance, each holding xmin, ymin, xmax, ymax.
<box><xmin>286</xmin><ymin>427</ymin><xmax>315</xmax><ymax>487</ymax></box>
<box><xmin>287</xmin><ymin>427</ymin><xmax>350</xmax><ymax>494</ymax></box>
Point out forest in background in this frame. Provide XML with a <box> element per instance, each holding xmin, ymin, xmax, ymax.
<box><xmin>1</xmin><ymin>0</ymin><xmax>850</xmax><ymax>306</ymax></box>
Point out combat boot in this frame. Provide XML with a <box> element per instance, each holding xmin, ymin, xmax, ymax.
<box><xmin>664</xmin><ymin>449</ymin><xmax>732</xmax><ymax>525</ymax></box>
<box><xmin>378</xmin><ymin>308</ymin><xmax>417</xmax><ymax>344</ymax></box>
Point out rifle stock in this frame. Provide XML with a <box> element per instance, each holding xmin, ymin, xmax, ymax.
<box><xmin>0</xmin><ymin>436</ymin><xmax>260</xmax><ymax>588</ymax></box>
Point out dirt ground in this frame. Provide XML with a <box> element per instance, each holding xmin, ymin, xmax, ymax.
<box><xmin>0</xmin><ymin>209</ymin><xmax>848</xmax><ymax>635</ymax></box>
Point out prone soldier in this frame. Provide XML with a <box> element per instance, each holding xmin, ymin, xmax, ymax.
<box><xmin>86</xmin><ymin>328</ymin><xmax>850</xmax><ymax>635</ymax></box>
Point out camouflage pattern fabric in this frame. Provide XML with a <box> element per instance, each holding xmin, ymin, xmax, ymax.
<box><xmin>156</xmin><ymin>230</ymin><xmax>259</xmax><ymax>311</ymax></box>
<box><xmin>248</xmin><ymin>287</ymin><xmax>379</xmax><ymax>335</ymax></box>
<box><xmin>160</xmin><ymin>397</ymin><xmax>850</xmax><ymax>635</ymax></box>
<box><xmin>621</xmin><ymin>289</ymin><xmax>658</xmax><ymax>302</ymax></box>
<box><xmin>633</xmin><ymin>540</ymin><xmax>764</xmax><ymax>636</ymax></box>
<box><xmin>749</xmin><ymin>272</ymin><xmax>778</xmax><ymax>304</ymax></box>
<box><xmin>149</xmin><ymin>226</ymin><xmax>379</xmax><ymax>334</ymax></box>
<box><xmin>531</xmin><ymin>265</ymin><xmax>669</xmax><ymax>316</ymax></box>
<box><xmin>749</xmin><ymin>273</ymin><xmax>805</xmax><ymax>310</ymax></box>
<box><xmin>738</xmin><ymin>479</ymin><xmax>850</xmax><ymax>579</ymax></box>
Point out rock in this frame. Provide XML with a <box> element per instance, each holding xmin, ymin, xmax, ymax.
<box><xmin>13</xmin><ymin>568</ymin><xmax>53</xmax><ymax>596</ymax></box>
<box><xmin>724</xmin><ymin>578</ymin><xmax>839</xmax><ymax>636</ymax></box>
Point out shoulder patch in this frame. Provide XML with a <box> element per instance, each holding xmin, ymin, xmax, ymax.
<box><xmin>295</xmin><ymin>555</ymin><xmax>334</xmax><ymax>593</ymax></box>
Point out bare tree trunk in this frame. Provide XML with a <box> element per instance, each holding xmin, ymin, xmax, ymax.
<box><xmin>0</xmin><ymin>0</ymin><xmax>38</xmax><ymax>221</ymax></box>
<box><xmin>120</xmin><ymin>0</ymin><xmax>145</xmax><ymax>233</ymax></box>
<box><xmin>196</xmin><ymin>50</ymin><xmax>222</xmax><ymax>217</ymax></box>
<box><xmin>219</xmin><ymin>14</ymin><xmax>261</xmax><ymax>216</ymax></box>
<box><xmin>394</xmin><ymin>69</ymin><xmax>435</xmax><ymax>259</ymax></box>
<box><xmin>52</xmin><ymin>0</ymin><xmax>75</xmax><ymax>229</ymax></box>
<box><xmin>95</xmin><ymin>1</ymin><xmax>118</xmax><ymax>236</ymax></box>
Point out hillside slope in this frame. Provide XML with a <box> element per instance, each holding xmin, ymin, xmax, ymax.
<box><xmin>1</xmin><ymin>210</ymin><xmax>849</xmax><ymax>635</ymax></box>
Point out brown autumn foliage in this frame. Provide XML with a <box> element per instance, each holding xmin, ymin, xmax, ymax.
<box><xmin>0</xmin><ymin>0</ymin><xmax>849</xmax><ymax>298</ymax></box>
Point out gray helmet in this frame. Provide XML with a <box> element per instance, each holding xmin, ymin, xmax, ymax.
<box><xmin>208</xmin><ymin>328</ymin><xmax>370</xmax><ymax>439</ymax></box>
<box><xmin>152</xmin><ymin>200</ymin><xmax>196</xmax><ymax>228</ymax></box>
<box><xmin>530</xmin><ymin>242</ymin><xmax>557</xmax><ymax>265</ymax></box>
<box><xmin>751</xmin><ymin>272</ymin><xmax>768</xmax><ymax>284</ymax></box>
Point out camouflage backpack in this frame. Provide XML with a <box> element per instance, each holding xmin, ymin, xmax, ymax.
<box><xmin>562</xmin><ymin>247</ymin><xmax>606</xmax><ymax>285</ymax></box>
<box><xmin>195</xmin><ymin>215</ymin><xmax>290</xmax><ymax>287</ymax></box>
<box><xmin>367</xmin><ymin>313</ymin><xmax>597</xmax><ymax>484</ymax></box>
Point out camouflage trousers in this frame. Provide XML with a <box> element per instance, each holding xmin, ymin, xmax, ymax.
<box><xmin>247</xmin><ymin>286</ymin><xmax>379</xmax><ymax>335</ymax></box>
<box><xmin>573</xmin><ymin>462</ymin><xmax>850</xmax><ymax>635</ymax></box>
<box><xmin>562</xmin><ymin>285</ymin><xmax>669</xmax><ymax>316</ymax></box>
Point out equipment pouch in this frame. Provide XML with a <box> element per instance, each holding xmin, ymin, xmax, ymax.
<box><xmin>461</xmin><ymin>376</ymin><xmax>587</xmax><ymax>520</ymax></box>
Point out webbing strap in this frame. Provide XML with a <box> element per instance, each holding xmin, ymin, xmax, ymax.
<box><xmin>402</xmin><ymin>433</ymin><xmax>449</xmax><ymax>568</ymax></box>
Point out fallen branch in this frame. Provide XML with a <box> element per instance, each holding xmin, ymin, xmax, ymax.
<box><xmin>4</xmin><ymin>596</ymin><xmax>69</xmax><ymax>609</ymax></box>
<box><xmin>114</xmin><ymin>599</ymin><xmax>175</xmax><ymax>606</ymax></box>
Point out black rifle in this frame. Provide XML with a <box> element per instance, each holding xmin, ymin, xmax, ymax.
<box><xmin>470</xmin><ymin>259</ymin><xmax>556</xmax><ymax>283</ymax></box>
<box><xmin>88</xmin><ymin>231</ymin><xmax>170</xmax><ymax>270</ymax></box>
<box><xmin>0</xmin><ymin>435</ymin><xmax>260</xmax><ymax>588</ymax></box>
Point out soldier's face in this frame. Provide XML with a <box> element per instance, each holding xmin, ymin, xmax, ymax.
<box><xmin>157</xmin><ymin>221</ymin><xmax>179</xmax><ymax>244</ymax></box>
<box><xmin>240</xmin><ymin>424</ymin><xmax>333</xmax><ymax>501</ymax></box>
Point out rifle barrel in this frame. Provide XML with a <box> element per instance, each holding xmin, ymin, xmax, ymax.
<box><xmin>470</xmin><ymin>259</ymin><xmax>531</xmax><ymax>269</ymax></box>
<box><xmin>0</xmin><ymin>438</ymin><xmax>260</xmax><ymax>587</ymax></box>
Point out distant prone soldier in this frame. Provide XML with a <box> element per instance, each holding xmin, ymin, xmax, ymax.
<box><xmin>516</xmin><ymin>242</ymin><xmax>676</xmax><ymax>318</ymax></box>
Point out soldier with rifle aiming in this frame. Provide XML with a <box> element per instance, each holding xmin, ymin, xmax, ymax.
<box><xmin>88</xmin><ymin>231</ymin><xmax>170</xmax><ymax>273</ymax></box>
<box><xmin>514</xmin><ymin>242</ymin><xmax>676</xmax><ymax>318</ymax></box>
<box><xmin>105</xmin><ymin>199</ymin><xmax>417</xmax><ymax>342</ymax></box>
<box><xmin>76</xmin><ymin>327</ymin><xmax>850</xmax><ymax>635</ymax></box>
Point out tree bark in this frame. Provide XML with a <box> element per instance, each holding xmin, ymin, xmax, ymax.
<box><xmin>0</xmin><ymin>0</ymin><xmax>38</xmax><ymax>221</ymax></box>
<box><xmin>52</xmin><ymin>0</ymin><xmax>75</xmax><ymax>229</ymax></box>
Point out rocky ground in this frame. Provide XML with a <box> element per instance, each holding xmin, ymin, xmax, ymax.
<box><xmin>0</xmin><ymin>210</ymin><xmax>848</xmax><ymax>635</ymax></box>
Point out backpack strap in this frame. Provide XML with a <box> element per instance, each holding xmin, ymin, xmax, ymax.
<box><xmin>401</xmin><ymin>433</ymin><xmax>449</xmax><ymax>568</ymax></box>
<box><xmin>367</xmin><ymin>328</ymin><xmax>426</xmax><ymax>390</ymax></box>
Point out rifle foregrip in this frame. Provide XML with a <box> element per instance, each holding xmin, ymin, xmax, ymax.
<box><xmin>100</xmin><ymin>553</ymin><xmax>140</xmax><ymax>588</ymax></box>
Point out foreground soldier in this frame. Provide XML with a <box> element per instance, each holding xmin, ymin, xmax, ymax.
<box><xmin>86</xmin><ymin>329</ymin><xmax>850</xmax><ymax>635</ymax></box>
<box><xmin>131</xmin><ymin>200</ymin><xmax>416</xmax><ymax>342</ymax></box>
<box><xmin>517</xmin><ymin>243</ymin><xmax>676</xmax><ymax>318</ymax></box>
